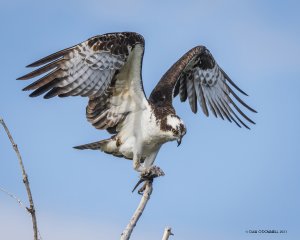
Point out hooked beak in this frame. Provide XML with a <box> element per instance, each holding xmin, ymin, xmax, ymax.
<box><xmin>177</xmin><ymin>136</ymin><xmax>182</xmax><ymax>147</ymax></box>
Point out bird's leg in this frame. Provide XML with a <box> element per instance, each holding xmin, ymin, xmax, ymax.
<box><xmin>132</xmin><ymin>147</ymin><xmax>164</xmax><ymax>193</ymax></box>
<box><xmin>132</xmin><ymin>166</ymin><xmax>165</xmax><ymax>194</ymax></box>
<box><xmin>132</xmin><ymin>152</ymin><xmax>145</xmax><ymax>193</ymax></box>
<box><xmin>133</xmin><ymin>152</ymin><xmax>144</xmax><ymax>172</ymax></box>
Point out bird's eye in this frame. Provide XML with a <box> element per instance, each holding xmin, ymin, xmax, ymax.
<box><xmin>172</xmin><ymin>129</ymin><xmax>178</xmax><ymax>135</ymax></box>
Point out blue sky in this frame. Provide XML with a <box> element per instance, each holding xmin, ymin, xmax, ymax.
<box><xmin>1</xmin><ymin>0</ymin><xmax>300</xmax><ymax>239</ymax></box>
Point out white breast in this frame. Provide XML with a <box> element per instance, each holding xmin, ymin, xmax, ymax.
<box><xmin>117</xmin><ymin>104</ymin><xmax>167</xmax><ymax>158</ymax></box>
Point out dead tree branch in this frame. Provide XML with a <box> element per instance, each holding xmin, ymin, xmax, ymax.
<box><xmin>161</xmin><ymin>227</ymin><xmax>174</xmax><ymax>240</ymax></box>
<box><xmin>120</xmin><ymin>181</ymin><xmax>153</xmax><ymax>240</ymax></box>
<box><xmin>0</xmin><ymin>117</ymin><xmax>39</xmax><ymax>240</ymax></box>
<box><xmin>0</xmin><ymin>186</ymin><xmax>26</xmax><ymax>209</ymax></box>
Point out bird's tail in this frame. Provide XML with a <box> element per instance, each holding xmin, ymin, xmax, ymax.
<box><xmin>74</xmin><ymin>136</ymin><xmax>132</xmax><ymax>160</ymax></box>
<box><xmin>73</xmin><ymin>139</ymin><xmax>110</xmax><ymax>150</ymax></box>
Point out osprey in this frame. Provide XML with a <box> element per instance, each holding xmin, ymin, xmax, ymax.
<box><xmin>18</xmin><ymin>32</ymin><xmax>256</xmax><ymax>181</ymax></box>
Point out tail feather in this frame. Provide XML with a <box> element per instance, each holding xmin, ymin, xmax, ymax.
<box><xmin>73</xmin><ymin>137</ymin><xmax>132</xmax><ymax>160</ymax></box>
<box><xmin>73</xmin><ymin>139</ymin><xmax>110</xmax><ymax>150</ymax></box>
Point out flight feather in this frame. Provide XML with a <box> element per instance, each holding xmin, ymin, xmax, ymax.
<box><xmin>18</xmin><ymin>32</ymin><xmax>147</xmax><ymax>131</ymax></box>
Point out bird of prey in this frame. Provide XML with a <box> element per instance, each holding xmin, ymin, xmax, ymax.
<box><xmin>18</xmin><ymin>32</ymin><xmax>256</xmax><ymax>183</ymax></box>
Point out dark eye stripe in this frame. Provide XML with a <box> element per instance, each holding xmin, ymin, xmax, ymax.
<box><xmin>172</xmin><ymin>129</ymin><xmax>179</xmax><ymax>134</ymax></box>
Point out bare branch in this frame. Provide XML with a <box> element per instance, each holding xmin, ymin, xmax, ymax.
<box><xmin>120</xmin><ymin>181</ymin><xmax>153</xmax><ymax>240</ymax></box>
<box><xmin>0</xmin><ymin>117</ymin><xmax>39</xmax><ymax>240</ymax></box>
<box><xmin>0</xmin><ymin>186</ymin><xmax>26</xmax><ymax>209</ymax></box>
<box><xmin>162</xmin><ymin>227</ymin><xmax>174</xmax><ymax>240</ymax></box>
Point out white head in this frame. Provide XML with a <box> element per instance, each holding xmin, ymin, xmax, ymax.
<box><xmin>164</xmin><ymin>114</ymin><xmax>187</xmax><ymax>146</ymax></box>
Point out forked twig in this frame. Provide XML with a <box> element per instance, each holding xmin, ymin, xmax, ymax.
<box><xmin>0</xmin><ymin>118</ymin><xmax>39</xmax><ymax>240</ymax></box>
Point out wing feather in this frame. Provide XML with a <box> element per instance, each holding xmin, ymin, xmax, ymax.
<box><xmin>17</xmin><ymin>58</ymin><xmax>64</xmax><ymax>80</ymax></box>
<box><xmin>206</xmin><ymin>97</ymin><xmax>218</xmax><ymax>118</ymax></box>
<box><xmin>26</xmin><ymin>47</ymin><xmax>73</xmax><ymax>67</ymax></box>
<box><xmin>193</xmin><ymin>74</ymin><xmax>209</xmax><ymax>117</ymax></box>
<box><xmin>18</xmin><ymin>32</ymin><xmax>147</xmax><ymax>132</ymax></box>
<box><xmin>150</xmin><ymin>45</ymin><xmax>256</xmax><ymax>129</ymax></box>
<box><xmin>215</xmin><ymin>99</ymin><xmax>231</xmax><ymax>122</ymax></box>
<box><xmin>22</xmin><ymin>68</ymin><xmax>61</xmax><ymax>91</ymax></box>
<box><xmin>186</xmin><ymin>73</ymin><xmax>197</xmax><ymax>113</ymax></box>
<box><xmin>179</xmin><ymin>77</ymin><xmax>187</xmax><ymax>102</ymax></box>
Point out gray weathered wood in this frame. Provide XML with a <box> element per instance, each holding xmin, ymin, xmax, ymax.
<box><xmin>0</xmin><ymin>118</ymin><xmax>40</xmax><ymax>240</ymax></box>
<box><xmin>120</xmin><ymin>181</ymin><xmax>153</xmax><ymax>240</ymax></box>
<box><xmin>162</xmin><ymin>227</ymin><xmax>174</xmax><ymax>240</ymax></box>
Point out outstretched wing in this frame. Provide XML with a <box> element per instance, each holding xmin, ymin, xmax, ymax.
<box><xmin>18</xmin><ymin>32</ymin><xmax>147</xmax><ymax>132</ymax></box>
<box><xmin>149</xmin><ymin>46</ymin><xmax>256</xmax><ymax>129</ymax></box>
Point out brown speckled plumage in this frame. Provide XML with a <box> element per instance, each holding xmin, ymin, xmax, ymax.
<box><xmin>150</xmin><ymin>46</ymin><xmax>256</xmax><ymax>129</ymax></box>
<box><xmin>18</xmin><ymin>32</ymin><xmax>145</xmax><ymax>132</ymax></box>
<box><xmin>18</xmin><ymin>32</ymin><xmax>256</xmax><ymax>163</ymax></box>
<box><xmin>149</xmin><ymin>102</ymin><xmax>175</xmax><ymax>132</ymax></box>
<box><xmin>88</xmin><ymin>32</ymin><xmax>144</xmax><ymax>54</ymax></box>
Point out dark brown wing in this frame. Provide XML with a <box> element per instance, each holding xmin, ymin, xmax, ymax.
<box><xmin>149</xmin><ymin>46</ymin><xmax>256</xmax><ymax>129</ymax></box>
<box><xmin>18</xmin><ymin>32</ymin><xmax>148</xmax><ymax>131</ymax></box>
